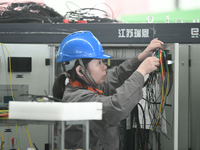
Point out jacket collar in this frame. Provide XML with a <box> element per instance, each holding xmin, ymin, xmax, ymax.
<box><xmin>69</xmin><ymin>78</ymin><xmax>103</xmax><ymax>95</ymax></box>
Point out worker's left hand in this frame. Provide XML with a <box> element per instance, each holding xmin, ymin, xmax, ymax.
<box><xmin>138</xmin><ymin>38</ymin><xmax>164</xmax><ymax>61</ymax></box>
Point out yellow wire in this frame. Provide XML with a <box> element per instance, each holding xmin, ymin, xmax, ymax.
<box><xmin>158</xmin><ymin>51</ymin><xmax>164</xmax><ymax>115</ymax></box>
<box><xmin>0</xmin><ymin>110</ymin><xmax>8</xmax><ymax>113</ymax></box>
<box><xmin>0</xmin><ymin>133</ymin><xmax>4</xmax><ymax>150</ymax></box>
<box><xmin>0</xmin><ymin>110</ymin><xmax>8</xmax><ymax>112</ymax></box>
<box><xmin>24</xmin><ymin>125</ymin><xmax>33</xmax><ymax>150</ymax></box>
<box><xmin>0</xmin><ymin>110</ymin><xmax>9</xmax><ymax>120</ymax></box>
<box><xmin>0</xmin><ymin>43</ymin><xmax>15</xmax><ymax>101</ymax></box>
<box><xmin>0</xmin><ymin>117</ymin><xmax>8</xmax><ymax>119</ymax></box>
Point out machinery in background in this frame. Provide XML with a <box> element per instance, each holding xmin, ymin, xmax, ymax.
<box><xmin>0</xmin><ymin>44</ymin><xmax>51</xmax><ymax>150</ymax></box>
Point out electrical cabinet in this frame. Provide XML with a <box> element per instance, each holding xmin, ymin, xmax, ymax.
<box><xmin>0</xmin><ymin>44</ymin><xmax>50</xmax><ymax>150</ymax></box>
<box><xmin>0</xmin><ymin>23</ymin><xmax>199</xmax><ymax>150</ymax></box>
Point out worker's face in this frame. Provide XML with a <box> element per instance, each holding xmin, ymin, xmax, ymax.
<box><xmin>87</xmin><ymin>59</ymin><xmax>107</xmax><ymax>85</ymax></box>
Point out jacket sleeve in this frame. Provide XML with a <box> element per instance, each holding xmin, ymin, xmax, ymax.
<box><xmin>99</xmin><ymin>56</ymin><xmax>141</xmax><ymax>96</ymax></box>
<box><xmin>94</xmin><ymin>70</ymin><xmax>144</xmax><ymax>127</ymax></box>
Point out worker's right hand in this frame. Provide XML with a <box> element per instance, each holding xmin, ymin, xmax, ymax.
<box><xmin>136</xmin><ymin>56</ymin><xmax>159</xmax><ymax>76</ymax></box>
<box><xmin>138</xmin><ymin>38</ymin><xmax>163</xmax><ymax>61</ymax></box>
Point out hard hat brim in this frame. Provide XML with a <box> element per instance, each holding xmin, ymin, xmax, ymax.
<box><xmin>56</xmin><ymin>53</ymin><xmax>112</xmax><ymax>63</ymax></box>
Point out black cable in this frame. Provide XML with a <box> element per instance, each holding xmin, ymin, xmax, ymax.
<box><xmin>144</xmin><ymin>49</ymin><xmax>174</xmax><ymax>132</ymax></box>
<box><xmin>138</xmin><ymin>103</ymin><xmax>149</xmax><ymax>150</ymax></box>
<box><xmin>133</xmin><ymin>105</ymin><xmax>147</xmax><ymax>150</ymax></box>
<box><xmin>137</xmin><ymin>103</ymin><xmax>146</xmax><ymax>130</ymax></box>
<box><xmin>143</xmin><ymin>97</ymin><xmax>172</xmax><ymax>107</ymax></box>
<box><xmin>0</xmin><ymin>2</ymin><xmax>63</xmax><ymax>23</ymax></box>
<box><xmin>145</xmin><ymin>72</ymin><xmax>160</xmax><ymax>129</ymax></box>
<box><xmin>64</xmin><ymin>6</ymin><xmax>118</xmax><ymax>23</ymax></box>
<box><xmin>20</xmin><ymin>94</ymin><xmax>62</xmax><ymax>102</ymax></box>
<box><xmin>33</xmin><ymin>143</ymin><xmax>39</xmax><ymax>150</ymax></box>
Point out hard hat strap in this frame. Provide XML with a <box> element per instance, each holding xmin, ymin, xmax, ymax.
<box><xmin>78</xmin><ymin>59</ymin><xmax>98</xmax><ymax>87</ymax></box>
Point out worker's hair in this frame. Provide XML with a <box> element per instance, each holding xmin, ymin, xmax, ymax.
<box><xmin>52</xmin><ymin>58</ymin><xmax>92</xmax><ymax>100</ymax></box>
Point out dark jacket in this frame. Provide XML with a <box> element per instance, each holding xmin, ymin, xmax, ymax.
<box><xmin>62</xmin><ymin>57</ymin><xmax>144</xmax><ymax>150</ymax></box>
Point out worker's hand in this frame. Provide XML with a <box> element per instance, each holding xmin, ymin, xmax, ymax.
<box><xmin>136</xmin><ymin>56</ymin><xmax>159</xmax><ymax>76</ymax></box>
<box><xmin>138</xmin><ymin>38</ymin><xmax>163</xmax><ymax>61</ymax></box>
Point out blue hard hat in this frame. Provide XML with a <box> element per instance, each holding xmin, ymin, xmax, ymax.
<box><xmin>56</xmin><ymin>31</ymin><xmax>112</xmax><ymax>63</ymax></box>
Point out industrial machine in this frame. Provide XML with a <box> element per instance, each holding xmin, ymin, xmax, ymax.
<box><xmin>0</xmin><ymin>23</ymin><xmax>199</xmax><ymax>150</ymax></box>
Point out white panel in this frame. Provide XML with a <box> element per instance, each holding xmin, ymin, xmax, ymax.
<box><xmin>0</xmin><ymin>44</ymin><xmax>50</xmax><ymax>95</ymax></box>
<box><xmin>9</xmin><ymin>101</ymin><xmax>102</xmax><ymax>121</ymax></box>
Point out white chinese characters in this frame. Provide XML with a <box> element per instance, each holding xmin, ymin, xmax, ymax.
<box><xmin>118</xmin><ymin>28</ymin><xmax>149</xmax><ymax>38</ymax></box>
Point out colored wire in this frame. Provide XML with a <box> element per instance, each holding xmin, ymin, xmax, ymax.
<box><xmin>16</xmin><ymin>124</ymin><xmax>21</xmax><ymax>150</ymax></box>
<box><xmin>0</xmin><ymin>133</ymin><xmax>4</xmax><ymax>150</ymax></box>
<box><xmin>0</xmin><ymin>110</ymin><xmax>9</xmax><ymax>119</ymax></box>
<box><xmin>151</xmin><ymin>49</ymin><xmax>169</xmax><ymax>131</ymax></box>
<box><xmin>0</xmin><ymin>114</ymin><xmax>8</xmax><ymax>117</ymax></box>
<box><xmin>24</xmin><ymin>125</ymin><xmax>33</xmax><ymax>150</ymax></box>
<box><xmin>152</xmin><ymin>50</ymin><xmax>164</xmax><ymax>130</ymax></box>
<box><xmin>0</xmin><ymin>117</ymin><xmax>8</xmax><ymax>119</ymax></box>
<box><xmin>38</xmin><ymin>97</ymin><xmax>44</xmax><ymax>102</ymax></box>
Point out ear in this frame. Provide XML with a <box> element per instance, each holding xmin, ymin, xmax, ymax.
<box><xmin>76</xmin><ymin>65</ymin><xmax>84</xmax><ymax>77</ymax></box>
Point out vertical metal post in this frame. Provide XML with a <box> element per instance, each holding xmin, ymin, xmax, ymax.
<box><xmin>48</xmin><ymin>45</ymin><xmax>55</xmax><ymax>95</ymax></box>
<box><xmin>188</xmin><ymin>46</ymin><xmax>191</xmax><ymax>150</ymax></box>
<box><xmin>82</xmin><ymin>121</ymin><xmax>89</xmax><ymax>150</ymax></box>
<box><xmin>66</xmin><ymin>121</ymin><xmax>90</xmax><ymax>150</ymax></box>
<box><xmin>48</xmin><ymin>124</ymin><xmax>54</xmax><ymax>150</ymax></box>
<box><xmin>174</xmin><ymin>43</ymin><xmax>179</xmax><ymax>150</ymax></box>
<box><xmin>61</xmin><ymin>121</ymin><xmax>65</xmax><ymax>150</ymax></box>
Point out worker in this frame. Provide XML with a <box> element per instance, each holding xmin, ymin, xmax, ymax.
<box><xmin>53</xmin><ymin>31</ymin><xmax>163</xmax><ymax>150</ymax></box>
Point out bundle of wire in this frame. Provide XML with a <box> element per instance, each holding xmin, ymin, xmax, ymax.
<box><xmin>0</xmin><ymin>110</ymin><xmax>8</xmax><ymax>119</ymax></box>
<box><xmin>64</xmin><ymin>1</ymin><xmax>118</xmax><ymax>23</ymax></box>
<box><xmin>151</xmin><ymin>49</ymin><xmax>169</xmax><ymax>131</ymax></box>
<box><xmin>0</xmin><ymin>2</ymin><xmax>64</xmax><ymax>23</ymax></box>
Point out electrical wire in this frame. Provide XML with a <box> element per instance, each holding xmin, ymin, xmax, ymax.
<box><xmin>64</xmin><ymin>2</ymin><xmax>118</xmax><ymax>23</ymax></box>
<box><xmin>66</xmin><ymin>1</ymin><xmax>81</xmax><ymax>11</ymax></box>
<box><xmin>16</xmin><ymin>124</ymin><xmax>21</xmax><ymax>150</ymax></box>
<box><xmin>38</xmin><ymin>97</ymin><xmax>44</xmax><ymax>102</ymax></box>
<box><xmin>151</xmin><ymin>49</ymin><xmax>169</xmax><ymax>131</ymax></box>
<box><xmin>24</xmin><ymin>125</ymin><xmax>33</xmax><ymax>150</ymax></box>
<box><xmin>0</xmin><ymin>2</ymin><xmax>63</xmax><ymax>23</ymax></box>
<box><xmin>92</xmin><ymin>3</ymin><xmax>114</xmax><ymax>18</ymax></box>
<box><xmin>20</xmin><ymin>94</ymin><xmax>62</xmax><ymax>102</ymax></box>
<box><xmin>0</xmin><ymin>133</ymin><xmax>4</xmax><ymax>150</ymax></box>
<box><xmin>142</xmin><ymin>97</ymin><xmax>172</xmax><ymax>107</ymax></box>
<box><xmin>0</xmin><ymin>110</ymin><xmax>9</xmax><ymax>119</ymax></box>
<box><xmin>142</xmin><ymin>48</ymin><xmax>172</xmax><ymax>136</ymax></box>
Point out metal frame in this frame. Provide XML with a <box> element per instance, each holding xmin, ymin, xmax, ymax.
<box><xmin>60</xmin><ymin>121</ymin><xmax>90</xmax><ymax>150</ymax></box>
<box><xmin>0</xmin><ymin>23</ymin><xmax>200</xmax><ymax>44</ymax></box>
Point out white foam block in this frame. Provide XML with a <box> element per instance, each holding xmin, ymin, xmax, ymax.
<box><xmin>9</xmin><ymin>101</ymin><xmax>102</xmax><ymax>121</ymax></box>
